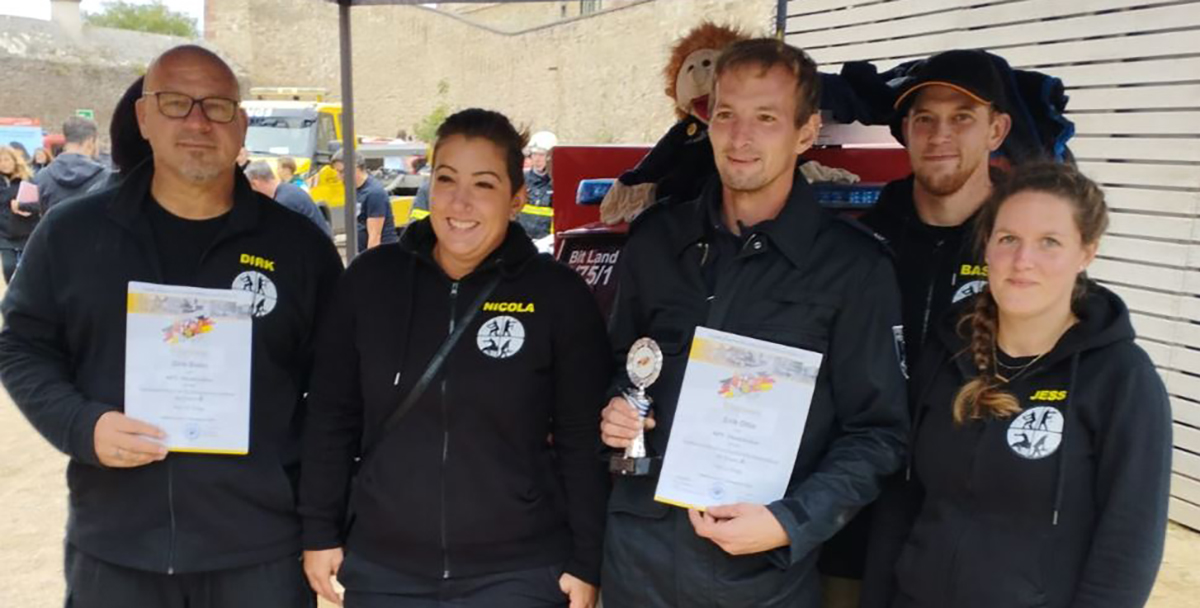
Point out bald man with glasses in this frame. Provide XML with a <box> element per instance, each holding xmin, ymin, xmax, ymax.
<box><xmin>0</xmin><ymin>45</ymin><xmax>342</xmax><ymax>608</ymax></box>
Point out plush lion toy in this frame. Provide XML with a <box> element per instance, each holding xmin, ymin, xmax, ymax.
<box><xmin>600</xmin><ymin>22</ymin><xmax>748</xmax><ymax>225</ymax></box>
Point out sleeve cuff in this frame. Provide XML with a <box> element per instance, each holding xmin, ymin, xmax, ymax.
<box><xmin>69</xmin><ymin>402</ymin><xmax>118</xmax><ymax>467</ymax></box>
<box><xmin>765</xmin><ymin>501</ymin><xmax>804</xmax><ymax>570</ymax></box>
<box><xmin>563</xmin><ymin>555</ymin><xmax>601</xmax><ymax>587</ymax></box>
<box><xmin>302</xmin><ymin>518</ymin><xmax>345</xmax><ymax>551</ymax></box>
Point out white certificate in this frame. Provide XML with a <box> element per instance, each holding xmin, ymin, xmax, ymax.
<box><xmin>124</xmin><ymin>281</ymin><xmax>254</xmax><ymax>455</ymax></box>
<box><xmin>655</xmin><ymin>327</ymin><xmax>823</xmax><ymax>510</ymax></box>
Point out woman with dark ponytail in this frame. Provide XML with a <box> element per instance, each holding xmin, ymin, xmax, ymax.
<box><xmin>863</xmin><ymin>162</ymin><xmax>1171</xmax><ymax>608</ymax></box>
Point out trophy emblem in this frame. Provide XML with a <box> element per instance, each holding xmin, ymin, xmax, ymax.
<box><xmin>610</xmin><ymin>337</ymin><xmax>662</xmax><ymax>476</ymax></box>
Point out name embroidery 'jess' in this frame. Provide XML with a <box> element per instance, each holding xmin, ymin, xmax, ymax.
<box><xmin>1006</xmin><ymin>406</ymin><xmax>1064</xmax><ymax>460</ymax></box>
<box><xmin>1030</xmin><ymin>390</ymin><xmax>1068</xmax><ymax>402</ymax></box>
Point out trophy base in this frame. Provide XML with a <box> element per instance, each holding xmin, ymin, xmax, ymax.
<box><xmin>610</xmin><ymin>454</ymin><xmax>654</xmax><ymax>476</ymax></box>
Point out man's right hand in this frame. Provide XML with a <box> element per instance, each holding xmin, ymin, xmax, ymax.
<box><xmin>303</xmin><ymin>547</ymin><xmax>344</xmax><ymax>606</ymax></box>
<box><xmin>93</xmin><ymin>411</ymin><xmax>168</xmax><ymax>468</ymax></box>
<box><xmin>600</xmin><ymin>396</ymin><xmax>655</xmax><ymax>449</ymax></box>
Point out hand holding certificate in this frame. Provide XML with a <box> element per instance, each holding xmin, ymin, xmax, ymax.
<box><xmin>655</xmin><ymin>327</ymin><xmax>822</xmax><ymax>510</ymax></box>
<box><xmin>124</xmin><ymin>282</ymin><xmax>254</xmax><ymax>455</ymax></box>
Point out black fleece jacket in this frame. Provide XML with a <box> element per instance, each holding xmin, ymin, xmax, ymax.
<box><xmin>606</xmin><ymin>176</ymin><xmax>908</xmax><ymax>596</ymax></box>
<box><xmin>299</xmin><ymin>220</ymin><xmax>612</xmax><ymax>584</ymax></box>
<box><xmin>863</xmin><ymin>284</ymin><xmax>1172</xmax><ymax>608</ymax></box>
<box><xmin>0</xmin><ymin>162</ymin><xmax>343</xmax><ymax>573</ymax></box>
<box><xmin>860</xmin><ymin>175</ymin><xmax>988</xmax><ymax>368</ymax></box>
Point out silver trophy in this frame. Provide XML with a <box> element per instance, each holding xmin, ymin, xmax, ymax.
<box><xmin>610</xmin><ymin>337</ymin><xmax>662</xmax><ymax>476</ymax></box>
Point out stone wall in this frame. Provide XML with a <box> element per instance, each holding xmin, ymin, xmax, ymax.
<box><xmin>0</xmin><ymin>14</ymin><xmax>231</xmax><ymax>144</ymax></box>
<box><xmin>0</xmin><ymin>54</ymin><xmax>140</xmax><ymax>144</ymax></box>
<box><xmin>205</xmin><ymin>0</ymin><xmax>777</xmax><ymax>143</ymax></box>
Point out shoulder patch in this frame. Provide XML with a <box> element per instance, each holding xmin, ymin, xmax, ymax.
<box><xmin>836</xmin><ymin>215</ymin><xmax>894</xmax><ymax>257</ymax></box>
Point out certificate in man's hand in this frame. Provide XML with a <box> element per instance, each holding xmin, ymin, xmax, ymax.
<box><xmin>654</xmin><ymin>327</ymin><xmax>822</xmax><ymax>510</ymax></box>
<box><xmin>124</xmin><ymin>282</ymin><xmax>254</xmax><ymax>455</ymax></box>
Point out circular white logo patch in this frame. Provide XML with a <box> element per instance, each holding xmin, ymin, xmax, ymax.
<box><xmin>1006</xmin><ymin>406</ymin><xmax>1064</xmax><ymax>460</ymax></box>
<box><xmin>232</xmin><ymin>271</ymin><xmax>278</xmax><ymax>317</ymax></box>
<box><xmin>952</xmin><ymin>279</ymin><xmax>987</xmax><ymax>303</ymax></box>
<box><xmin>477</xmin><ymin>315</ymin><xmax>525</xmax><ymax>359</ymax></box>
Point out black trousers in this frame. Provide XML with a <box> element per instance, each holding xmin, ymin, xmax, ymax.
<box><xmin>601</xmin><ymin>509</ymin><xmax>820</xmax><ymax>608</ymax></box>
<box><xmin>64</xmin><ymin>544</ymin><xmax>314</xmax><ymax>608</ymax></box>
<box><xmin>339</xmin><ymin>552</ymin><xmax>568</xmax><ymax>608</ymax></box>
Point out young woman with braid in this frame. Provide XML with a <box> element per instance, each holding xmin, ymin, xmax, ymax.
<box><xmin>862</xmin><ymin>162</ymin><xmax>1172</xmax><ymax>608</ymax></box>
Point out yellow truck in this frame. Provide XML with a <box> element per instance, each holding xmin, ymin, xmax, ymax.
<box><xmin>242</xmin><ymin>88</ymin><xmax>347</xmax><ymax>227</ymax></box>
<box><xmin>242</xmin><ymin>89</ymin><xmax>428</xmax><ymax>235</ymax></box>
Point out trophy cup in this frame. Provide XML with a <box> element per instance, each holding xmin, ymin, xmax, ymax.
<box><xmin>610</xmin><ymin>337</ymin><xmax>662</xmax><ymax>476</ymax></box>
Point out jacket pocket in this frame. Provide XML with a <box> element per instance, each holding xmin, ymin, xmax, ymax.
<box><xmin>738</xmin><ymin>289</ymin><xmax>838</xmax><ymax>353</ymax></box>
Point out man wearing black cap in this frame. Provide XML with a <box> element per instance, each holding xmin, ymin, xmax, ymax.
<box><xmin>820</xmin><ymin>49</ymin><xmax>1013</xmax><ymax>605</ymax></box>
<box><xmin>861</xmin><ymin>48</ymin><xmax>1013</xmax><ymax>371</ymax></box>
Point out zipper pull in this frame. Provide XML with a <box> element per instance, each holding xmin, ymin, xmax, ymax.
<box><xmin>394</xmin><ymin>372</ymin><xmax>401</xmax><ymax>386</ymax></box>
<box><xmin>450</xmin><ymin>282</ymin><xmax>459</xmax><ymax>297</ymax></box>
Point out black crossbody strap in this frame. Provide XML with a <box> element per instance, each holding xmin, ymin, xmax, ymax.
<box><xmin>362</xmin><ymin>272</ymin><xmax>503</xmax><ymax>461</ymax></box>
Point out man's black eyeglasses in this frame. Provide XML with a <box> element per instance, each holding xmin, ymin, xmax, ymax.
<box><xmin>144</xmin><ymin>91</ymin><xmax>240</xmax><ymax>124</ymax></box>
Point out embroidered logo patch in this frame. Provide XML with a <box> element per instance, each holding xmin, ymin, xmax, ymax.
<box><xmin>1006</xmin><ymin>406</ymin><xmax>1064</xmax><ymax>460</ymax></box>
<box><xmin>477</xmin><ymin>315</ymin><xmax>525</xmax><ymax>359</ymax></box>
<box><xmin>892</xmin><ymin>325</ymin><xmax>908</xmax><ymax>379</ymax></box>
<box><xmin>232</xmin><ymin>271</ymin><xmax>277</xmax><ymax>317</ymax></box>
<box><xmin>952</xmin><ymin>279</ymin><xmax>987</xmax><ymax>303</ymax></box>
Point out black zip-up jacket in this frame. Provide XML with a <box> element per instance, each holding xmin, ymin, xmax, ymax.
<box><xmin>299</xmin><ymin>220</ymin><xmax>612</xmax><ymax>584</ymax></box>
<box><xmin>0</xmin><ymin>175</ymin><xmax>39</xmax><ymax>243</ymax></box>
<box><xmin>860</xmin><ymin>175</ymin><xmax>987</xmax><ymax>369</ymax></box>
<box><xmin>0</xmin><ymin>161</ymin><xmax>343</xmax><ymax>574</ymax></box>
<box><xmin>606</xmin><ymin>176</ymin><xmax>908</xmax><ymax>603</ymax></box>
<box><xmin>862</xmin><ymin>284</ymin><xmax>1172</xmax><ymax>608</ymax></box>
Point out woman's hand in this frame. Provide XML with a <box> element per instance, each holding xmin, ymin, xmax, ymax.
<box><xmin>559</xmin><ymin>572</ymin><xmax>597</xmax><ymax>608</ymax></box>
<box><xmin>303</xmin><ymin>547</ymin><xmax>344</xmax><ymax>606</ymax></box>
<box><xmin>10</xmin><ymin>198</ymin><xmax>31</xmax><ymax>217</ymax></box>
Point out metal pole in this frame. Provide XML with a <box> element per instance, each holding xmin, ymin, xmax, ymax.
<box><xmin>776</xmin><ymin>0</ymin><xmax>788</xmax><ymax>39</ymax></box>
<box><xmin>338</xmin><ymin>0</ymin><xmax>358</xmax><ymax>258</ymax></box>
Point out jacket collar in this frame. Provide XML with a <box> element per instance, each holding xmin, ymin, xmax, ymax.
<box><xmin>675</xmin><ymin>171</ymin><xmax>824</xmax><ymax>269</ymax></box>
<box><xmin>106</xmin><ymin>158</ymin><xmax>263</xmax><ymax>238</ymax></box>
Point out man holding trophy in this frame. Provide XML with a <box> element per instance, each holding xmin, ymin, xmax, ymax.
<box><xmin>599</xmin><ymin>38</ymin><xmax>909</xmax><ymax>607</ymax></box>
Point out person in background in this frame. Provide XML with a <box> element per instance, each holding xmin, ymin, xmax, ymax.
<box><xmin>245</xmin><ymin>160</ymin><xmax>331</xmax><ymax>238</ymax></box>
<box><xmin>32</xmin><ymin>148</ymin><xmax>54</xmax><ymax>174</ymax></box>
<box><xmin>277</xmin><ymin>156</ymin><xmax>306</xmax><ymax>188</ymax></box>
<box><xmin>333</xmin><ymin>149</ymin><xmax>398</xmax><ymax>254</ymax></box>
<box><xmin>862</xmin><ymin>162</ymin><xmax>1171</xmax><ymax>608</ymax></box>
<box><xmin>32</xmin><ymin>116</ymin><xmax>110</xmax><ymax>211</ymax></box>
<box><xmin>0</xmin><ymin>146</ymin><xmax>36</xmax><ymax>282</ymax></box>
<box><xmin>518</xmin><ymin>131</ymin><xmax>556</xmax><ymax>240</ymax></box>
